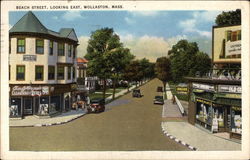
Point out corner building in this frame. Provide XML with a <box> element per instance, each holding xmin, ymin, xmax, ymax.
<box><xmin>186</xmin><ymin>24</ymin><xmax>241</xmax><ymax>139</ymax></box>
<box><xmin>9</xmin><ymin>11</ymin><xmax>78</xmax><ymax>118</ymax></box>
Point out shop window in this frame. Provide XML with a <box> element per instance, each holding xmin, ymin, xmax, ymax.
<box><xmin>35</xmin><ymin>66</ymin><xmax>44</xmax><ymax>81</ymax></box>
<box><xmin>48</xmin><ymin>66</ymin><xmax>55</xmax><ymax>80</ymax></box>
<box><xmin>49</xmin><ymin>41</ymin><xmax>53</xmax><ymax>55</ymax></box>
<box><xmin>231</xmin><ymin>106</ymin><xmax>241</xmax><ymax>134</ymax></box>
<box><xmin>36</xmin><ymin>39</ymin><xmax>44</xmax><ymax>54</ymax></box>
<box><xmin>50</xmin><ymin>95</ymin><xmax>61</xmax><ymax>113</ymax></box>
<box><xmin>213</xmin><ymin>107</ymin><xmax>225</xmax><ymax>127</ymax></box>
<box><xmin>16</xmin><ymin>65</ymin><xmax>25</xmax><ymax>80</ymax></box>
<box><xmin>57</xmin><ymin>66</ymin><xmax>64</xmax><ymax>80</ymax></box>
<box><xmin>38</xmin><ymin>96</ymin><xmax>49</xmax><ymax>116</ymax></box>
<box><xmin>68</xmin><ymin>45</ymin><xmax>72</xmax><ymax>57</ymax></box>
<box><xmin>58</xmin><ymin>43</ymin><xmax>64</xmax><ymax>56</ymax></box>
<box><xmin>196</xmin><ymin>101</ymin><xmax>212</xmax><ymax>125</ymax></box>
<box><xmin>17</xmin><ymin>38</ymin><xmax>25</xmax><ymax>53</ymax></box>
<box><xmin>9</xmin><ymin>98</ymin><xmax>22</xmax><ymax>117</ymax></box>
<box><xmin>68</xmin><ymin>66</ymin><xmax>71</xmax><ymax>80</ymax></box>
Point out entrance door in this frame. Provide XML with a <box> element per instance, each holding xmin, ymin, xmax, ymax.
<box><xmin>23</xmin><ymin>97</ymin><xmax>33</xmax><ymax>115</ymax></box>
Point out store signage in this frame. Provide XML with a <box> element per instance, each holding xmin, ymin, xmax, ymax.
<box><xmin>215</xmin><ymin>93</ymin><xmax>241</xmax><ymax>99</ymax></box>
<box><xmin>193</xmin><ymin>83</ymin><xmax>215</xmax><ymax>92</ymax></box>
<box><xmin>232</xmin><ymin>106</ymin><xmax>241</xmax><ymax>111</ymax></box>
<box><xmin>196</xmin><ymin>98</ymin><xmax>212</xmax><ymax>105</ymax></box>
<box><xmin>176</xmin><ymin>87</ymin><xmax>188</xmax><ymax>94</ymax></box>
<box><xmin>225</xmin><ymin>40</ymin><xmax>241</xmax><ymax>56</ymax></box>
<box><xmin>11</xmin><ymin>86</ymin><xmax>49</xmax><ymax>96</ymax></box>
<box><xmin>218</xmin><ymin>85</ymin><xmax>241</xmax><ymax>93</ymax></box>
<box><xmin>23</xmin><ymin>55</ymin><xmax>37</xmax><ymax>61</ymax></box>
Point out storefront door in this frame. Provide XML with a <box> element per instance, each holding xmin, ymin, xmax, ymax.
<box><xmin>23</xmin><ymin>97</ymin><xmax>33</xmax><ymax>115</ymax></box>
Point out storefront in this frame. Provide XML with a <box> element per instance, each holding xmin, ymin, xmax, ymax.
<box><xmin>9</xmin><ymin>83</ymin><xmax>76</xmax><ymax>118</ymax></box>
<box><xmin>187</xmin><ymin>79</ymin><xmax>241</xmax><ymax>139</ymax></box>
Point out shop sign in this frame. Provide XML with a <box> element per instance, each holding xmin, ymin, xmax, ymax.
<box><xmin>215</xmin><ymin>93</ymin><xmax>241</xmax><ymax>99</ymax></box>
<box><xmin>193</xmin><ymin>83</ymin><xmax>214</xmax><ymax>92</ymax></box>
<box><xmin>218</xmin><ymin>85</ymin><xmax>241</xmax><ymax>93</ymax></box>
<box><xmin>225</xmin><ymin>40</ymin><xmax>241</xmax><ymax>57</ymax></box>
<box><xmin>71</xmin><ymin>84</ymin><xmax>77</xmax><ymax>90</ymax></box>
<box><xmin>232</xmin><ymin>106</ymin><xmax>241</xmax><ymax>111</ymax></box>
<box><xmin>176</xmin><ymin>87</ymin><xmax>188</xmax><ymax>94</ymax></box>
<box><xmin>11</xmin><ymin>86</ymin><xmax>49</xmax><ymax>96</ymax></box>
<box><xmin>23</xmin><ymin>55</ymin><xmax>37</xmax><ymax>61</ymax></box>
<box><xmin>196</xmin><ymin>98</ymin><xmax>212</xmax><ymax>105</ymax></box>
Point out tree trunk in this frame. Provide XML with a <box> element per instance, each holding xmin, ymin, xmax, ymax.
<box><xmin>127</xmin><ymin>81</ymin><xmax>130</xmax><ymax>92</ymax></box>
<box><xmin>103</xmin><ymin>78</ymin><xmax>106</xmax><ymax>100</ymax></box>
<box><xmin>163</xmin><ymin>81</ymin><xmax>166</xmax><ymax>92</ymax></box>
<box><xmin>112</xmin><ymin>79</ymin><xmax>116</xmax><ymax>100</ymax></box>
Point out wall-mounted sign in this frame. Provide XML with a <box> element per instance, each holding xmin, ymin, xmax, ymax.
<box><xmin>176</xmin><ymin>87</ymin><xmax>188</xmax><ymax>94</ymax></box>
<box><xmin>225</xmin><ymin>40</ymin><xmax>241</xmax><ymax>57</ymax></box>
<box><xmin>11</xmin><ymin>86</ymin><xmax>49</xmax><ymax>96</ymax></box>
<box><xmin>23</xmin><ymin>55</ymin><xmax>37</xmax><ymax>61</ymax></box>
<box><xmin>193</xmin><ymin>83</ymin><xmax>215</xmax><ymax>92</ymax></box>
<box><xmin>218</xmin><ymin>85</ymin><xmax>241</xmax><ymax>94</ymax></box>
<box><xmin>215</xmin><ymin>93</ymin><xmax>241</xmax><ymax>99</ymax></box>
<box><xmin>196</xmin><ymin>98</ymin><xmax>212</xmax><ymax>106</ymax></box>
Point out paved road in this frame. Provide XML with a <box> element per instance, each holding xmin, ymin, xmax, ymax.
<box><xmin>9</xmin><ymin>79</ymin><xmax>188</xmax><ymax>151</ymax></box>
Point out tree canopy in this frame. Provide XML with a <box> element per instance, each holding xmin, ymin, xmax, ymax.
<box><xmin>215</xmin><ymin>9</ymin><xmax>241</xmax><ymax>26</ymax></box>
<box><xmin>155</xmin><ymin>57</ymin><xmax>171</xmax><ymax>91</ymax></box>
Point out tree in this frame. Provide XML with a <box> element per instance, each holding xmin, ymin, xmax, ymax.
<box><xmin>138</xmin><ymin>58</ymin><xmax>155</xmax><ymax>83</ymax></box>
<box><xmin>168</xmin><ymin>40</ymin><xmax>211</xmax><ymax>82</ymax></box>
<box><xmin>85</xmin><ymin>28</ymin><xmax>123</xmax><ymax>99</ymax></box>
<box><xmin>155</xmin><ymin>57</ymin><xmax>171</xmax><ymax>92</ymax></box>
<box><xmin>123</xmin><ymin>60</ymin><xmax>142</xmax><ymax>88</ymax></box>
<box><xmin>215</xmin><ymin>9</ymin><xmax>241</xmax><ymax>26</ymax></box>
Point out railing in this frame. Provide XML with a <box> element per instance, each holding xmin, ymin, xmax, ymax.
<box><xmin>175</xmin><ymin>95</ymin><xmax>185</xmax><ymax>116</ymax></box>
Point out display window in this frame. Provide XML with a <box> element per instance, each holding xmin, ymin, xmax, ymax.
<box><xmin>231</xmin><ymin>106</ymin><xmax>242</xmax><ymax>134</ymax></box>
<box><xmin>196</xmin><ymin>99</ymin><xmax>213</xmax><ymax>125</ymax></box>
<box><xmin>9</xmin><ymin>98</ymin><xmax>22</xmax><ymax>117</ymax></box>
<box><xmin>50</xmin><ymin>95</ymin><xmax>61</xmax><ymax>114</ymax></box>
<box><xmin>38</xmin><ymin>96</ymin><xmax>49</xmax><ymax>116</ymax></box>
<box><xmin>213</xmin><ymin>107</ymin><xmax>225</xmax><ymax>127</ymax></box>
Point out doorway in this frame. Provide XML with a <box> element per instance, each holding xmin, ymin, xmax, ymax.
<box><xmin>23</xmin><ymin>97</ymin><xmax>33</xmax><ymax>115</ymax></box>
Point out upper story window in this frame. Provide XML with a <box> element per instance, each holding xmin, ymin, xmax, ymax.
<box><xmin>58</xmin><ymin>43</ymin><xmax>65</xmax><ymax>56</ymax></box>
<box><xmin>35</xmin><ymin>66</ymin><xmax>44</xmax><ymax>81</ymax></box>
<box><xmin>226</xmin><ymin>30</ymin><xmax>241</xmax><ymax>42</ymax></box>
<box><xmin>49</xmin><ymin>41</ymin><xmax>53</xmax><ymax>55</ymax></box>
<box><xmin>48</xmin><ymin>66</ymin><xmax>55</xmax><ymax>80</ymax></box>
<box><xmin>57</xmin><ymin>66</ymin><xmax>64</xmax><ymax>80</ymax></box>
<box><xmin>73</xmin><ymin>46</ymin><xmax>76</xmax><ymax>58</ymax></box>
<box><xmin>16</xmin><ymin>65</ymin><xmax>25</xmax><ymax>80</ymax></box>
<box><xmin>72</xmin><ymin>66</ymin><xmax>75</xmax><ymax>79</ymax></box>
<box><xmin>67</xmin><ymin>66</ymin><xmax>71</xmax><ymax>80</ymax></box>
<box><xmin>17</xmin><ymin>38</ymin><xmax>25</xmax><ymax>53</ymax></box>
<box><xmin>68</xmin><ymin>45</ymin><xmax>72</xmax><ymax>57</ymax></box>
<box><xmin>36</xmin><ymin>39</ymin><xmax>44</xmax><ymax>54</ymax></box>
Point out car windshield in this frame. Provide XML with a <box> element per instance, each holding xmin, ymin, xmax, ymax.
<box><xmin>155</xmin><ymin>96</ymin><xmax>163</xmax><ymax>99</ymax></box>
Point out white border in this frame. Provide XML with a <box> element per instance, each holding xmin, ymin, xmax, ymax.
<box><xmin>1</xmin><ymin>1</ymin><xmax>249</xmax><ymax>160</ymax></box>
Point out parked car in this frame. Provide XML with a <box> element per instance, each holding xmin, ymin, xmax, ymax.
<box><xmin>132</xmin><ymin>89</ymin><xmax>142</xmax><ymax>98</ymax></box>
<box><xmin>154</xmin><ymin>96</ymin><xmax>164</xmax><ymax>105</ymax></box>
<box><xmin>157</xmin><ymin>86</ymin><xmax>163</xmax><ymax>92</ymax></box>
<box><xmin>87</xmin><ymin>98</ymin><xmax>105</xmax><ymax>113</ymax></box>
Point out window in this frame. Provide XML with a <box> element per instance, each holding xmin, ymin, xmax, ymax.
<box><xmin>231</xmin><ymin>31</ymin><xmax>237</xmax><ymax>41</ymax></box>
<box><xmin>35</xmin><ymin>66</ymin><xmax>44</xmax><ymax>81</ymax></box>
<box><xmin>49</xmin><ymin>41</ymin><xmax>53</xmax><ymax>55</ymax></box>
<box><xmin>9</xmin><ymin>65</ymin><xmax>11</xmax><ymax>80</ymax></box>
<box><xmin>68</xmin><ymin>45</ymin><xmax>72</xmax><ymax>57</ymax></box>
<box><xmin>237</xmin><ymin>30</ymin><xmax>241</xmax><ymax>41</ymax></box>
<box><xmin>73</xmin><ymin>46</ymin><xmax>76</xmax><ymax>58</ymax></box>
<box><xmin>48</xmin><ymin>66</ymin><xmax>55</xmax><ymax>80</ymax></box>
<box><xmin>9</xmin><ymin>39</ymin><xmax>11</xmax><ymax>54</ymax></box>
<box><xmin>58</xmin><ymin>43</ymin><xmax>64</xmax><ymax>56</ymax></box>
<box><xmin>16</xmin><ymin>65</ymin><xmax>25</xmax><ymax>80</ymax></box>
<box><xmin>57</xmin><ymin>66</ymin><xmax>64</xmax><ymax>80</ymax></box>
<box><xmin>17</xmin><ymin>38</ymin><xmax>25</xmax><ymax>53</ymax></box>
<box><xmin>36</xmin><ymin>39</ymin><xmax>44</xmax><ymax>54</ymax></box>
<box><xmin>67</xmin><ymin>66</ymin><xmax>71</xmax><ymax>80</ymax></box>
<box><xmin>72</xmin><ymin>67</ymin><xmax>75</xmax><ymax>79</ymax></box>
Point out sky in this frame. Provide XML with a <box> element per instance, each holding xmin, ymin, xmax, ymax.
<box><xmin>9</xmin><ymin>10</ymin><xmax>223</xmax><ymax>62</ymax></box>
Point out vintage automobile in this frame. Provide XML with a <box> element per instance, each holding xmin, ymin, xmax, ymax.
<box><xmin>87</xmin><ymin>98</ymin><xmax>105</xmax><ymax>113</ymax></box>
<box><xmin>153</xmin><ymin>96</ymin><xmax>164</xmax><ymax>105</ymax></box>
<box><xmin>132</xmin><ymin>89</ymin><xmax>142</xmax><ymax>98</ymax></box>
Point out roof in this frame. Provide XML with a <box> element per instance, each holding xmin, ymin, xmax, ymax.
<box><xmin>10</xmin><ymin>11</ymin><xmax>78</xmax><ymax>42</ymax></box>
<box><xmin>77</xmin><ymin>58</ymin><xmax>88</xmax><ymax>63</ymax></box>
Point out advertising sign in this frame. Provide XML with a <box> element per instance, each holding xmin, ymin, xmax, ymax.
<box><xmin>192</xmin><ymin>83</ymin><xmax>215</xmax><ymax>92</ymax></box>
<box><xmin>225</xmin><ymin>40</ymin><xmax>241</xmax><ymax>57</ymax></box>
<box><xmin>218</xmin><ymin>85</ymin><xmax>241</xmax><ymax>94</ymax></box>
<box><xmin>11</xmin><ymin>86</ymin><xmax>49</xmax><ymax>96</ymax></box>
<box><xmin>176</xmin><ymin>87</ymin><xmax>188</xmax><ymax>94</ymax></box>
<box><xmin>23</xmin><ymin>55</ymin><xmax>37</xmax><ymax>61</ymax></box>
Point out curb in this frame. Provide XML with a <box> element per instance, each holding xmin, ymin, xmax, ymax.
<box><xmin>161</xmin><ymin>122</ymin><xmax>197</xmax><ymax>151</ymax></box>
<box><xmin>10</xmin><ymin>113</ymin><xmax>86</xmax><ymax>128</ymax></box>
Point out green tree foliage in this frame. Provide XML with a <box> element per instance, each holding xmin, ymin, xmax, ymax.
<box><xmin>139</xmin><ymin>58</ymin><xmax>155</xmax><ymax>81</ymax></box>
<box><xmin>215</xmin><ymin>9</ymin><xmax>241</xmax><ymax>26</ymax></box>
<box><xmin>155</xmin><ymin>57</ymin><xmax>171</xmax><ymax>91</ymax></box>
<box><xmin>168</xmin><ymin>40</ymin><xmax>211</xmax><ymax>82</ymax></box>
<box><xmin>85</xmin><ymin>28</ymin><xmax>128</xmax><ymax>99</ymax></box>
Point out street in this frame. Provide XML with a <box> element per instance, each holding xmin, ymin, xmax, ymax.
<box><xmin>9</xmin><ymin>79</ymin><xmax>188</xmax><ymax>151</ymax></box>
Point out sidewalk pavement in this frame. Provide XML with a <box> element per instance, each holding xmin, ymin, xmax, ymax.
<box><xmin>10</xmin><ymin>80</ymin><xmax>149</xmax><ymax>127</ymax></box>
<box><xmin>161</xmin><ymin>121</ymin><xmax>241</xmax><ymax>151</ymax></box>
<box><xmin>161</xmin><ymin>82</ymin><xmax>241</xmax><ymax>151</ymax></box>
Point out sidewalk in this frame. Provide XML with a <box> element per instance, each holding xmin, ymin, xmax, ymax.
<box><xmin>161</xmin><ymin>121</ymin><xmax>241</xmax><ymax>151</ymax></box>
<box><xmin>10</xmin><ymin>80</ymin><xmax>149</xmax><ymax>127</ymax></box>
